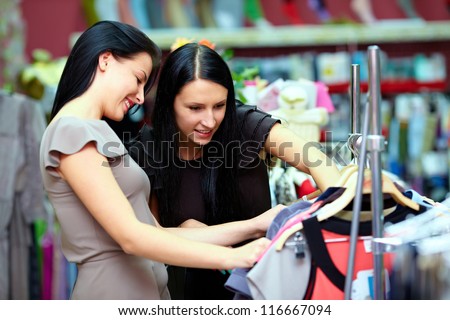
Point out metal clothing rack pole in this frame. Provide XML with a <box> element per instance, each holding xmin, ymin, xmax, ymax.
<box><xmin>346</xmin><ymin>64</ymin><xmax>365</xmax><ymax>166</ymax></box>
<box><xmin>350</xmin><ymin>64</ymin><xmax>361</xmax><ymax>135</ymax></box>
<box><xmin>344</xmin><ymin>64</ymin><xmax>369</xmax><ymax>300</ymax></box>
<box><xmin>367</xmin><ymin>45</ymin><xmax>386</xmax><ymax>300</ymax></box>
<box><xmin>344</xmin><ymin>107</ymin><xmax>371</xmax><ymax>299</ymax></box>
<box><xmin>344</xmin><ymin>47</ymin><xmax>386</xmax><ymax>300</ymax></box>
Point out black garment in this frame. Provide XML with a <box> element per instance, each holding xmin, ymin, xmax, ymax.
<box><xmin>127</xmin><ymin>102</ymin><xmax>280</xmax><ymax>299</ymax></box>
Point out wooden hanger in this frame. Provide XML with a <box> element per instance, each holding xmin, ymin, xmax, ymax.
<box><xmin>300</xmin><ymin>164</ymin><xmax>359</xmax><ymax>201</ymax></box>
<box><xmin>275</xmin><ymin>169</ymin><xmax>421</xmax><ymax>251</ymax></box>
<box><xmin>275</xmin><ymin>171</ymin><xmax>359</xmax><ymax>251</ymax></box>
<box><xmin>377</xmin><ymin>172</ymin><xmax>420</xmax><ymax>211</ymax></box>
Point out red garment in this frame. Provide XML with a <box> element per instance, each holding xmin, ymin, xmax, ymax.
<box><xmin>303</xmin><ymin>217</ymin><xmax>393</xmax><ymax>300</ymax></box>
<box><xmin>296</xmin><ymin>179</ymin><xmax>317</xmax><ymax>198</ymax></box>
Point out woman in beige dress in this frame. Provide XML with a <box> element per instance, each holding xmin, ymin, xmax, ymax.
<box><xmin>39</xmin><ymin>20</ymin><xmax>283</xmax><ymax>299</ymax></box>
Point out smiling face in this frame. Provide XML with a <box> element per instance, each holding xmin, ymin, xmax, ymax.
<box><xmin>100</xmin><ymin>52</ymin><xmax>152</xmax><ymax>121</ymax></box>
<box><xmin>173</xmin><ymin>78</ymin><xmax>227</xmax><ymax>150</ymax></box>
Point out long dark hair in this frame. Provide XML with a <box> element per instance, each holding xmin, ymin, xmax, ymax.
<box><xmin>50</xmin><ymin>20</ymin><xmax>161</xmax><ymax>120</ymax></box>
<box><xmin>152</xmin><ymin>43</ymin><xmax>241</xmax><ymax>226</ymax></box>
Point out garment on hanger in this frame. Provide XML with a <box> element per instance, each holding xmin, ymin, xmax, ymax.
<box><xmin>391</xmin><ymin>232</ymin><xmax>450</xmax><ymax>299</ymax></box>
<box><xmin>268</xmin><ymin>162</ymin><xmax>302</xmax><ymax>206</ymax></box>
<box><xmin>225</xmin><ymin>174</ymin><xmax>432</xmax><ymax>299</ymax></box>
<box><xmin>225</xmin><ymin>188</ymin><xmax>341</xmax><ymax>299</ymax></box>
<box><xmin>383</xmin><ymin>198</ymin><xmax>450</xmax><ymax>242</ymax></box>
<box><xmin>273</xmin><ymin>167</ymin><xmax>424</xmax><ymax>253</ymax></box>
<box><xmin>249</xmin><ymin>200</ymin><xmax>428</xmax><ymax>300</ymax></box>
<box><xmin>0</xmin><ymin>91</ymin><xmax>48</xmax><ymax>299</ymax></box>
<box><xmin>274</xmin><ymin>170</ymin><xmax>297</xmax><ymax>205</ymax></box>
<box><xmin>381</xmin><ymin>197</ymin><xmax>450</xmax><ymax>299</ymax></box>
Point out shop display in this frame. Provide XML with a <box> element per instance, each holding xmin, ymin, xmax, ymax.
<box><xmin>3</xmin><ymin>0</ymin><xmax>450</xmax><ymax>301</ymax></box>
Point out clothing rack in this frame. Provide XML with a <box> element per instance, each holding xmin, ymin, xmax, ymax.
<box><xmin>0</xmin><ymin>91</ymin><xmax>48</xmax><ymax>299</ymax></box>
<box><xmin>344</xmin><ymin>46</ymin><xmax>386</xmax><ymax>300</ymax></box>
<box><xmin>347</xmin><ymin>64</ymin><xmax>362</xmax><ymax>165</ymax></box>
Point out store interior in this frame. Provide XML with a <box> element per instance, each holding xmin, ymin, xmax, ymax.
<box><xmin>1</xmin><ymin>0</ymin><xmax>450</xmax><ymax>300</ymax></box>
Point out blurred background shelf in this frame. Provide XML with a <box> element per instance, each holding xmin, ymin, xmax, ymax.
<box><xmin>328</xmin><ymin>79</ymin><xmax>448</xmax><ymax>94</ymax></box>
<box><xmin>129</xmin><ymin>21</ymin><xmax>450</xmax><ymax>50</ymax></box>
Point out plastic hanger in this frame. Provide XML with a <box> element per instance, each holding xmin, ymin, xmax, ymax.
<box><xmin>275</xmin><ymin>169</ymin><xmax>421</xmax><ymax>251</ymax></box>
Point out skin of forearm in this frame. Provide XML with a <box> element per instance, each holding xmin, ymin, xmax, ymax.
<box><xmin>302</xmin><ymin>147</ymin><xmax>341</xmax><ymax>191</ymax></box>
<box><xmin>165</xmin><ymin>218</ymin><xmax>263</xmax><ymax>246</ymax></box>
<box><xmin>266</xmin><ymin>124</ymin><xmax>341</xmax><ymax>191</ymax></box>
<box><xmin>121</xmin><ymin>219</ymin><xmax>244</xmax><ymax>269</ymax></box>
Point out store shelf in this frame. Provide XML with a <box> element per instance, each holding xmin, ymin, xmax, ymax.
<box><xmin>328</xmin><ymin>79</ymin><xmax>447</xmax><ymax>94</ymax></box>
<box><xmin>132</xmin><ymin>21</ymin><xmax>450</xmax><ymax>50</ymax></box>
<box><xmin>68</xmin><ymin>21</ymin><xmax>450</xmax><ymax>93</ymax></box>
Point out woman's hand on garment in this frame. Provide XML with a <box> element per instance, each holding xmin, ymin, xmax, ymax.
<box><xmin>250</xmin><ymin>204</ymin><xmax>286</xmax><ymax>238</ymax></box>
<box><xmin>228</xmin><ymin>237</ymin><xmax>271</xmax><ymax>269</ymax></box>
<box><xmin>165</xmin><ymin>205</ymin><xmax>284</xmax><ymax>247</ymax></box>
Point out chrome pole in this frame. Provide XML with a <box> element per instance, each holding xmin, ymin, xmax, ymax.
<box><xmin>367</xmin><ymin>45</ymin><xmax>386</xmax><ymax>300</ymax></box>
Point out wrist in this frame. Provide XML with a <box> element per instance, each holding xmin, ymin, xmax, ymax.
<box><xmin>247</xmin><ymin>216</ymin><xmax>266</xmax><ymax>238</ymax></box>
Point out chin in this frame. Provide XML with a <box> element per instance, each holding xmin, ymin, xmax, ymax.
<box><xmin>112</xmin><ymin>114</ymin><xmax>126</xmax><ymax>122</ymax></box>
<box><xmin>194</xmin><ymin>137</ymin><xmax>213</xmax><ymax>145</ymax></box>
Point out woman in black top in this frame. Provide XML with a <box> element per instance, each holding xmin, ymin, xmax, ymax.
<box><xmin>128</xmin><ymin>43</ymin><xmax>341</xmax><ymax>299</ymax></box>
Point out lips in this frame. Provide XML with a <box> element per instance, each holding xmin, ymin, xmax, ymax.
<box><xmin>194</xmin><ymin>129</ymin><xmax>213</xmax><ymax>139</ymax></box>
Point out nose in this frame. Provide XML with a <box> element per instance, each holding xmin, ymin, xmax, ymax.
<box><xmin>200</xmin><ymin>110</ymin><xmax>216</xmax><ymax>128</ymax></box>
<box><xmin>135</xmin><ymin>86</ymin><xmax>145</xmax><ymax>105</ymax></box>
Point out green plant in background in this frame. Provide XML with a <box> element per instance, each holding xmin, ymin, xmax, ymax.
<box><xmin>220</xmin><ymin>47</ymin><xmax>261</xmax><ymax>103</ymax></box>
<box><xmin>18</xmin><ymin>49</ymin><xmax>66</xmax><ymax>100</ymax></box>
<box><xmin>231</xmin><ymin>66</ymin><xmax>260</xmax><ymax>103</ymax></box>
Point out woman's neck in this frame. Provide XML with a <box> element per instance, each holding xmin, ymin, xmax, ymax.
<box><xmin>178</xmin><ymin>145</ymin><xmax>202</xmax><ymax>160</ymax></box>
<box><xmin>58</xmin><ymin>94</ymin><xmax>102</xmax><ymax>120</ymax></box>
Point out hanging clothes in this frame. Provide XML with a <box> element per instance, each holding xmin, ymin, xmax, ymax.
<box><xmin>0</xmin><ymin>92</ymin><xmax>48</xmax><ymax>299</ymax></box>
<box><xmin>383</xmin><ymin>196</ymin><xmax>450</xmax><ymax>299</ymax></box>
<box><xmin>226</xmin><ymin>186</ymin><xmax>429</xmax><ymax>300</ymax></box>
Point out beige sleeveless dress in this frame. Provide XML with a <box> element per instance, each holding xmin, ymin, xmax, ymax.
<box><xmin>39</xmin><ymin>116</ymin><xmax>170</xmax><ymax>299</ymax></box>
